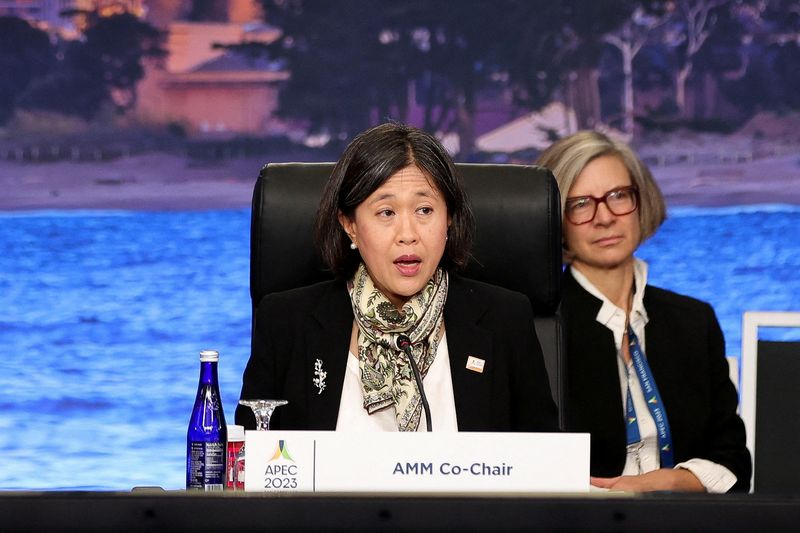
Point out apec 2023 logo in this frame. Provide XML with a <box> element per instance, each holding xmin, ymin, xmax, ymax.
<box><xmin>263</xmin><ymin>440</ymin><xmax>299</xmax><ymax>489</ymax></box>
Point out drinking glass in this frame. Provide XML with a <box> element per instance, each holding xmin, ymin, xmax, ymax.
<box><xmin>238</xmin><ymin>399</ymin><xmax>288</xmax><ymax>431</ymax></box>
<box><xmin>234</xmin><ymin>399</ymin><xmax>288</xmax><ymax>489</ymax></box>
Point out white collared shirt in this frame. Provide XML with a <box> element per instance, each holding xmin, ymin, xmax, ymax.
<box><xmin>336</xmin><ymin>331</ymin><xmax>459</xmax><ymax>432</ymax></box>
<box><xmin>571</xmin><ymin>259</ymin><xmax>737</xmax><ymax>493</ymax></box>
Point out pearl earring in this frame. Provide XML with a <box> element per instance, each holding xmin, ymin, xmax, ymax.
<box><xmin>350</xmin><ymin>242</ymin><xmax>357</xmax><ymax>250</ymax></box>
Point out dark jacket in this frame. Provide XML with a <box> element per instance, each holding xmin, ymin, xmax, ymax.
<box><xmin>562</xmin><ymin>269</ymin><xmax>751</xmax><ymax>492</ymax></box>
<box><xmin>236</xmin><ymin>274</ymin><xmax>558</xmax><ymax>433</ymax></box>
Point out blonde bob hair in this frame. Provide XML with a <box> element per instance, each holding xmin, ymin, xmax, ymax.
<box><xmin>535</xmin><ymin>130</ymin><xmax>666</xmax><ymax>263</ymax></box>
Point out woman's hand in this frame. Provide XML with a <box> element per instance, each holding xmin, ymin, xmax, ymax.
<box><xmin>591</xmin><ymin>468</ymin><xmax>706</xmax><ymax>493</ymax></box>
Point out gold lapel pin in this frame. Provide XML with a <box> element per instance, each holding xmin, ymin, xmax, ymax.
<box><xmin>466</xmin><ymin>356</ymin><xmax>485</xmax><ymax>373</ymax></box>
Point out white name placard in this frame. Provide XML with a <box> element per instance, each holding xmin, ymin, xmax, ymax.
<box><xmin>244</xmin><ymin>431</ymin><xmax>589</xmax><ymax>494</ymax></box>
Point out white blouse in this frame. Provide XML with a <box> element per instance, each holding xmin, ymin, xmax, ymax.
<box><xmin>335</xmin><ymin>331</ymin><xmax>459</xmax><ymax>432</ymax></box>
<box><xmin>571</xmin><ymin>259</ymin><xmax>737</xmax><ymax>493</ymax></box>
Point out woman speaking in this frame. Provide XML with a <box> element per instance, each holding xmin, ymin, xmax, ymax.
<box><xmin>236</xmin><ymin>123</ymin><xmax>557</xmax><ymax>433</ymax></box>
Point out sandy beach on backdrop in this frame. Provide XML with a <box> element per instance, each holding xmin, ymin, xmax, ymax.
<box><xmin>1</xmin><ymin>147</ymin><xmax>798</xmax><ymax>211</ymax></box>
<box><xmin>0</xmin><ymin>153</ymin><xmax>262</xmax><ymax>211</ymax></box>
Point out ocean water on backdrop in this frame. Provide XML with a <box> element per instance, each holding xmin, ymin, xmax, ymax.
<box><xmin>0</xmin><ymin>205</ymin><xmax>798</xmax><ymax>490</ymax></box>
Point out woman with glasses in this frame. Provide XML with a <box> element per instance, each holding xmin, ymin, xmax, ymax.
<box><xmin>536</xmin><ymin>131</ymin><xmax>750</xmax><ymax>492</ymax></box>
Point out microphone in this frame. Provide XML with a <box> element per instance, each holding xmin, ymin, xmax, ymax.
<box><xmin>396</xmin><ymin>334</ymin><xmax>432</xmax><ymax>432</ymax></box>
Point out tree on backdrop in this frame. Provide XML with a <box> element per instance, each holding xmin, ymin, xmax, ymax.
<box><xmin>665</xmin><ymin>0</ymin><xmax>730</xmax><ymax>117</ymax></box>
<box><xmin>258</xmin><ymin>0</ymin><xmax>524</xmax><ymax>158</ymax></box>
<box><xmin>502</xmin><ymin>3</ymin><xmax>569</xmax><ymax>115</ymax></box>
<box><xmin>603</xmin><ymin>2</ymin><xmax>672</xmax><ymax>136</ymax></box>
<box><xmin>386</xmin><ymin>0</ymin><xmax>523</xmax><ymax>158</ymax></box>
<box><xmin>562</xmin><ymin>0</ymin><xmax>639</xmax><ymax>130</ymax></box>
<box><xmin>259</xmin><ymin>0</ymin><xmax>700</xmax><ymax>150</ymax></box>
<box><xmin>659</xmin><ymin>0</ymin><xmax>799</xmax><ymax>122</ymax></box>
<box><xmin>254</xmin><ymin>0</ymin><xmax>410</xmax><ymax>144</ymax></box>
<box><xmin>759</xmin><ymin>0</ymin><xmax>800</xmax><ymax>109</ymax></box>
<box><xmin>505</xmin><ymin>0</ymin><xmax>735</xmax><ymax>133</ymax></box>
<box><xmin>508</xmin><ymin>0</ymin><xmax>634</xmax><ymax>131</ymax></box>
<box><xmin>253</xmin><ymin>0</ymin><xmax>795</xmax><ymax>151</ymax></box>
<box><xmin>666</xmin><ymin>0</ymin><xmax>752</xmax><ymax>122</ymax></box>
<box><xmin>0</xmin><ymin>16</ymin><xmax>54</xmax><ymax>125</ymax></box>
<box><xmin>19</xmin><ymin>12</ymin><xmax>165</xmax><ymax>119</ymax></box>
<box><xmin>71</xmin><ymin>12</ymin><xmax>165</xmax><ymax>112</ymax></box>
<box><xmin>18</xmin><ymin>60</ymin><xmax>109</xmax><ymax>118</ymax></box>
<box><xmin>725</xmin><ymin>0</ymin><xmax>800</xmax><ymax>113</ymax></box>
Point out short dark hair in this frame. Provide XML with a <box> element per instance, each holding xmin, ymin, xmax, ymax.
<box><xmin>315</xmin><ymin>122</ymin><xmax>474</xmax><ymax>279</ymax></box>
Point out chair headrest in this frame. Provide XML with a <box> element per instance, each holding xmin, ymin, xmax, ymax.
<box><xmin>251</xmin><ymin>162</ymin><xmax>561</xmax><ymax>316</ymax></box>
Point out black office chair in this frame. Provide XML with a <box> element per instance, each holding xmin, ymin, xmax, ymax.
<box><xmin>250</xmin><ymin>162</ymin><xmax>565</xmax><ymax>428</ymax></box>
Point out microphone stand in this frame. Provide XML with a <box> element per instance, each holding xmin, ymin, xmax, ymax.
<box><xmin>396</xmin><ymin>335</ymin><xmax>432</xmax><ymax>432</ymax></box>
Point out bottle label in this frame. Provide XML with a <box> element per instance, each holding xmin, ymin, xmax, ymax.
<box><xmin>187</xmin><ymin>441</ymin><xmax>226</xmax><ymax>490</ymax></box>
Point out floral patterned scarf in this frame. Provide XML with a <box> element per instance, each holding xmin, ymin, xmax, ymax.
<box><xmin>347</xmin><ymin>262</ymin><xmax>448</xmax><ymax>431</ymax></box>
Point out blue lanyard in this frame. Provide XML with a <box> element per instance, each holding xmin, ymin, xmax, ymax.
<box><xmin>624</xmin><ymin>325</ymin><xmax>674</xmax><ymax>468</ymax></box>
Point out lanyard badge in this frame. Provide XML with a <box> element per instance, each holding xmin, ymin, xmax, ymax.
<box><xmin>624</xmin><ymin>326</ymin><xmax>675</xmax><ymax>468</ymax></box>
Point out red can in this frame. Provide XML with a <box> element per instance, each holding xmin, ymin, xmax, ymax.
<box><xmin>225</xmin><ymin>425</ymin><xmax>245</xmax><ymax>490</ymax></box>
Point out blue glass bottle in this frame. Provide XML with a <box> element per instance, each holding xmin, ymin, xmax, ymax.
<box><xmin>186</xmin><ymin>349</ymin><xmax>227</xmax><ymax>490</ymax></box>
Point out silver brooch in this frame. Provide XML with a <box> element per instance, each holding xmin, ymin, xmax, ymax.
<box><xmin>313</xmin><ymin>358</ymin><xmax>327</xmax><ymax>395</ymax></box>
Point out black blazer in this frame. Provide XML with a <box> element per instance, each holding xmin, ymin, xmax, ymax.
<box><xmin>562</xmin><ymin>269</ymin><xmax>751</xmax><ymax>492</ymax></box>
<box><xmin>236</xmin><ymin>273</ymin><xmax>558</xmax><ymax>432</ymax></box>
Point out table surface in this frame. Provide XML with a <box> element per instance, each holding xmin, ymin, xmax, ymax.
<box><xmin>3</xmin><ymin>490</ymin><xmax>800</xmax><ymax>532</ymax></box>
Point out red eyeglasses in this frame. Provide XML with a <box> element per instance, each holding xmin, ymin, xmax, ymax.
<box><xmin>564</xmin><ymin>186</ymin><xmax>639</xmax><ymax>225</ymax></box>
